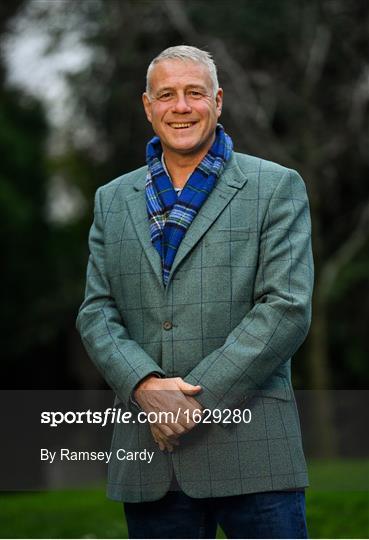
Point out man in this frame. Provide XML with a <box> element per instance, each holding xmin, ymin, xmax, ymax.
<box><xmin>77</xmin><ymin>45</ymin><xmax>314</xmax><ymax>538</ymax></box>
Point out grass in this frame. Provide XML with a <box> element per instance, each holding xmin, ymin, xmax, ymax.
<box><xmin>306</xmin><ymin>491</ymin><xmax>368</xmax><ymax>539</ymax></box>
<box><xmin>0</xmin><ymin>489</ymin><xmax>127</xmax><ymax>539</ymax></box>
<box><xmin>0</xmin><ymin>461</ymin><xmax>367</xmax><ymax>538</ymax></box>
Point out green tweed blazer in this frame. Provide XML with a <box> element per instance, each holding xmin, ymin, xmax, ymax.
<box><xmin>76</xmin><ymin>151</ymin><xmax>314</xmax><ymax>503</ymax></box>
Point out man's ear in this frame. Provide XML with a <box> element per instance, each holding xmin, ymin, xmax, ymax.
<box><xmin>142</xmin><ymin>93</ymin><xmax>152</xmax><ymax>123</ymax></box>
<box><xmin>215</xmin><ymin>88</ymin><xmax>223</xmax><ymax>118</ymax></box>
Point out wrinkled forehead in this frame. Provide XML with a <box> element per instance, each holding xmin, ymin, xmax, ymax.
<box><xmin>147</xmin><ymin>59</ymin><xmax>213</xmax><ymax>92</ymax></box>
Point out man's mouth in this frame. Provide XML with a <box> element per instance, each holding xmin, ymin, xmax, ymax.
<box><xmin>168</xmin><ymin>122</ymin><xmax>197</xmax><ymax>129</ymax></box>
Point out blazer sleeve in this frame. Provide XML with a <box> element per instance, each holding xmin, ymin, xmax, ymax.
<box><xmin>76</xmin><ymin>187</ymin><xmax>165</xmax><ymax>408</ymax></box>
<box><xmin>184</xmin><ymin>168</ymin><xmax>314</xmax><ymax>410</ymax></box>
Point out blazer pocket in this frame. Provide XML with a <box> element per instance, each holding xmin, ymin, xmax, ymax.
<box><xmin>204</xmin><ymin>227</ymin><xmax>250</xmax><ymax>246</ymax></box>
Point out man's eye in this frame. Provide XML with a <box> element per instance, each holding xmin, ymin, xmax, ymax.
<box><xmin>158</xmin><ymin>93</ymin><xmax>172</xmax><ymax>100</ymax></box>
<box><xmin>188</xmin><ymin>91</ymin><xmax>203</xmax><ymax>97</ymax></box>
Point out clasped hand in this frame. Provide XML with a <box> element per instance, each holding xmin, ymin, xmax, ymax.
<box><xmin>134</xmin><ymin>376</ymin><xmax>203</xmax><ymax>452</ymax></box>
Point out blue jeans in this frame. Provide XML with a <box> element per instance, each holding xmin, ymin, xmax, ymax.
<box><xmin>124</xmin><ymin>489</ymin><xmax>308</xmax><ymax>539</ymax></box>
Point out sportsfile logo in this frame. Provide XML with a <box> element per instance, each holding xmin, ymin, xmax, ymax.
<box><xmin>41</xmin><ymin>408</ymin><xmax>134</xmax><ymax>427</ymax></box>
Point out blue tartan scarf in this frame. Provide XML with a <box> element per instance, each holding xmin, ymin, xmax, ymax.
<box><xmin>145</xmin><ymin>124</ymin><xmax>233</xmax><ymax>286</ymax></box>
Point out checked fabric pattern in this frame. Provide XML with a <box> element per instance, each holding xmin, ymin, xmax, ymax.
<box><xmin>76</xmin><ymin>151</ymin><xmax>314</xmax><ymax>502</ymax></box>
<box><xmin>146</xmin><ymin>123</ymin><xmax>233</xmax><ymax>285</ymax></box>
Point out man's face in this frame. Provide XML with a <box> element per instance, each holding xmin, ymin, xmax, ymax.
<box><xmin>142</xmin><ymin>59</ymin><xmax>223</xmax><ymax>157</ymax></box>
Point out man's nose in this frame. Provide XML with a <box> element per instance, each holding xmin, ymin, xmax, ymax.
<box><xmin>172</xmin><ymin>93</ymin><xmax>192</xmax><ymax>113</ymax></box>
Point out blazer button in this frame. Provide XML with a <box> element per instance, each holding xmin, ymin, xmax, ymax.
<box><xmin>162</xmin><ymin>320</ymin><xmax>173</xmax><ymax>331</ymax></box>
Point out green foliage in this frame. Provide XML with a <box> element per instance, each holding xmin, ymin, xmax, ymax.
<box><xmin>0</xmin><ymin>87</ymin><xmax>53</xmax><ymax>357</ymax></box>
<box><xmin>329</xmin><ymin>241</ymin><xmax>369</xmax><ymax>385</ymax></box>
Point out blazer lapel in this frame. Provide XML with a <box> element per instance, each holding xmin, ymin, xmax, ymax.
<box><xmin>125</xmin><ymin>171</ymin><xmax>164</xmax><ymax>289</ymax></box>
<box><xmin>167</xmin><ymin>152</ymin><xmax>248</xmax><ymax>286</ymax></box>
<box><xmin>125</xmin><ymin>153</ymin><xmax>248</xmax><ymax>290</ymax></box>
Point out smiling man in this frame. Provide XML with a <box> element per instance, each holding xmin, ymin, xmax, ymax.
<box><xmin>142</xmin><ymin>57</ymin><xmax>222</xmax><ymax>178</ymax></box>
<box><xmin>77</xmin><ymin>46</ymin><xmax>314</xmax><ymax>538</ymax></box>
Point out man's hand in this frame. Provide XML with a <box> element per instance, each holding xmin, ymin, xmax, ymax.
<box><xmin>134</xmin><ymin>376</ymin><xmax>203</xmax><ymax>439</ymax></box>
<box><xmin>149</xmin><ymin>423</ymin><xmax>179</xmax><ymax>452</ymax></box>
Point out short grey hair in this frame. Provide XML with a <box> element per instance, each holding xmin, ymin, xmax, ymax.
<box><xmin>146</xmin><ymin>45</ymin><xmax>219</xmax><ymax>97</ymax></box>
